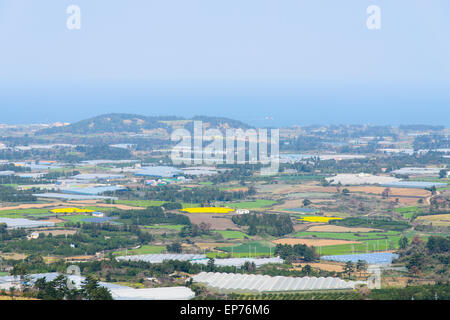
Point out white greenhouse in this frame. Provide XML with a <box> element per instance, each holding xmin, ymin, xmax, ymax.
<box><xmin>192</xmin><ymin>272</ymin><xmax>365</xmax><ymax>293</ymax></box>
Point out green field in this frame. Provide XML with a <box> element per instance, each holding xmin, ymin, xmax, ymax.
<box><xmin>0</xmin><ymin>206</ymin><xmax>116</xmax><ymax>219</ymax></box>
<box><xmin>0</xmin><ymin>208</ymin><xmax>52</xmax><ymax>218</ymax></box>
<box><xmin>113</xmin><ymin>245</ymin><xmax>166</xmax><ymax>256</ymax></box>
<box><xmin>227</xmin><ymin>200</ymin><xmax>277</xmax><ymax>209</ymax></box>
<box><xmin>316</xmin><ymin>235</ymin><xmax>406</xmax><ymax>256</ymax></box>
<box><xmin>395</xmin><ymin>206</ymin><xmax>422</xmax><ymax>219</ymax></box>
<box><xmin>216</xmin><ymin>241</ymin><xmax>275</xmax><ymax>257</ymax></box>
<box><xmin>215</xmin><ymin>230</ymin><xmax>249</xmax><ymax>239</ymax></box>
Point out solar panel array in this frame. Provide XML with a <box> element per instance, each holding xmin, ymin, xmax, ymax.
<box><xmin>321</xmin><ymin>252</ymin><xmax>399</xmax><ymax>265</ymax></box>
<box><xmin>116</xmin><ymin>254</ymin><xmax>207</xmax><ymax>263</ymax></box>
<box><xmin>193</xmin><ymin>272</ymin><xmax>362</xmax><ymax>293</ymax></box>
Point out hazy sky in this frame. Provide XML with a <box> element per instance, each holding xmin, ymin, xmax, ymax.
<box><xmin>0</xmin><ymin>0</ymin><xmax>449</xmax><ymax>126</ymax></box>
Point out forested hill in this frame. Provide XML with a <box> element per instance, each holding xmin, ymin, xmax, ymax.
<box><xmin>36</xmin><ymin>113</ymin><xmax>252</xmax><ymax>135</ymax></box>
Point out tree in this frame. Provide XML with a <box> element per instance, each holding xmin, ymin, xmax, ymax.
<box><xmin>399</xmin><ymin>236</ymin><xmax>409</xmax><ymax>249</ymax></box>
<box><xmin>381</xmin><ymin>187</ymin><xmax>391</xmax><ymax>199</ymax></box>
<box><xmin>439</xmin><ymin>169</ymin><xmax>447</xmax><ymax>179</ymax></box>
<box><xmin>302</xmin><ymin>199</ymin><xmax>312</xmax><ymax>207</ymax></box>
<box><xmin>356</xmin><ymin>260</ymin><xmax>367</xmax><ymax>277</ymax></box>
<box><xmin>342</xmin><ymin>188</ymin><xmax>350</xmax><ymax>195</ymax></box>
<box><xmin>343</xmin><ymin>261</ymin><xmax>354</xmax><ymax>278</ymax></box>
<box><xmin>207</xmin><ymin>258</ymin><xmax>215</xmax><ymax>272</ymax></box>
<box><xmin>302</xmin><ymin>264</ymin><xmax>312</xmax><ymax>276</ymax></box>
<box><xmin>81</xmin><ymin>276</ymin><xmax>113</xmax><ymax>300</ymax></box>
<box><xmin>166</xmin><ymin>242</ymin><xmax>182</xmax><ymax>253</ymax></box>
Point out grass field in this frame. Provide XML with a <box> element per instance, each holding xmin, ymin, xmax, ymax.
<box><xmin>215</xmin><ymin>230</ymin><xmax>249</xmax><ymax>239</ymax></box>
<box><xmin>216</xmin><ymin>241</ymin><xmax>276</xmax><ymax>257</ymax></box>
<box><xmin>227</xmin><ymin>200</ymin><xmax>277</xmax><ymax>209</ymax></box>
<box><xmin>0</xmin><ymin>208</ymin><xmax>52</xmax><ymax>218</ymax></box>
<box><xmin>60</xmin><ymin>214</ymin><xmax>92</xmax><ymax>223</ymax></box>
<box><xmin>113</xmin><ymin>245</ymin><xmax>166</xmax><ymax>256</ymax></box>
<box><xmin>415</xmin><ymin>214</ymin><xmax>450</xmax><ymax>227</ymax></box>
<box><xmin>315</xmin><ymin>235</ymin><xmax>405</xmax><ymax>256</ymax></box>
<box><xmin>395</xmin><ymin>206</ymin><xmax>422</xmax><ymax>219</ymax></box>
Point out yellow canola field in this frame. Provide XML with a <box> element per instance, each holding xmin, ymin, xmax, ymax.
<box><xmin>181</xmin><ymin>207</ymin><xmax>235</xmax><ymax>214</ymax></box>
<box><xmin>297</xmin><ymin>216</ymin><xmax>343</xmax><ymax>223</ymax></box>
<box><xmin>51</xmin><ymin>208</ymin><xmax>94</xmax><ymax>214</ymax></box>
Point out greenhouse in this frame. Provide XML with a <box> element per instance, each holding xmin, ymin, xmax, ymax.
<box><xmin>116</xmin><ymin>254</ymin><xmax>207</xmax><ymax>263</ymax></box>
<box><xmin>0</xmin><ymin>218</ymin><xmax>55</xmax><ymax>229</ymax></box>
<box><xmin>321</xmin><ymin>252</ymin><xmax>399</xmax><ymax>265</ymax></box>
<box><xmin>193</xmin><ymin>257</ymin><xmax>284</xmax><ymax>268</ymax></box>
<box><xmin>192</xmin><ymin>272</ymin><xmax>363</xmax><ymax>293</ymax></box>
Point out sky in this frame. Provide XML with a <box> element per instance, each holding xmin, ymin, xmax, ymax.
<box><xmin>0</xmin><ymin>0</ymin><xmax>449</xmax><ymax>126</ymax></box>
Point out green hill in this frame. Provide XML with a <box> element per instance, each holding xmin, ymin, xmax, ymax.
<box><xmin>37</xmin><ymin>113</ymin><xmax>252</xmax><ymax>135</ymax></box>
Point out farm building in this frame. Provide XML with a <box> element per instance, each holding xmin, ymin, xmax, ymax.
<box><xmin>0</xmin><ymin>218</ymin><xmax>55</xmax><ymax>229</ymax></box>
<box><xmin>27</xmin><ymin>232</ymin><xmax>40</xmax><ymax>240</ymax></box>
<box><xmin>235</xmin><ymin>209</ymin><xmax>250</xmax><ymax>214</ymax></box>
<box><xmin>92</xmin><ymin>212</ymin><xmax>105</xmax><ymax>218</ymax></box>
<box><xmin>192</xmin><ymin>272</ymin><xmax>364</xmax><ymax>293</ymax></box>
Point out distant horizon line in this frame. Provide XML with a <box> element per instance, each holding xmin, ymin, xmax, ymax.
<box><xmin>0</xmin><ymin>112</ymin><xmax>447</xmax><ymax>129</ymax></box>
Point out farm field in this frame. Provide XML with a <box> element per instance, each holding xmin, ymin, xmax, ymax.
<box><xmin>186</xmin><ymin>213</ymin><xmax>236</xmax><ymax>230</ymax></box>
<box><xmin>415</xmin><ymin>214</ymin><xmax>450</xmax><ymax>227</ymax></box>
<box><xmin>292</xmin><ymin>262</ymin><xmax>344</xmax><ymax>272</ymax></box>
<box><xmin>182</xmin><ymin>207</ymin><xmax>235</xmax><ymax>214</ymax></box>
<box><xmin>293</xmin><ymin>231</ymin><xmax>400</xmax><ymax>241</ymax></box>
<box><xmin>286</xmin><ymin>192</ymin><xmax>334</xmax><ymax>199</ymax></box>
<box><xmin>272</xmin><ymin>238</ymin><xmax>359</xmax><ymax>246</ymax></box>
<box><xmin>113</xmin><ymin>245</ymin><xmax>166</xmax><ymax>256</ymax></box>
<box><xmin>195</xmin><ymin>242</ymin><xmax>235</xmax><ymax>251</ymax></box>
<box><xmin>306</xmin><ymin>225</ymin><xmax>380</xmax><ymax>232</ymax></box>
<box><xmin>394</xmin><ymin>206</ymin><xmax>422</xmax><ymax>219</ymax></box>
<box><xmin>216</xmin><ymin>241</ymin><xmax>276</xmax><ymax>257</ymax></box>
<box><xmin>59</xmin><ymin>214</ymin><xmax>93</xmax><ymax>223</ymax></box>
<box><xmin>215</xmin><ymin>230</ymin><xmax>248</xmax><ymax>239</ymax></box>
<box><xmin>226</xmin><ymin>200</ymin><xmax>277</xmax><ymax>209</ymax></box>
<box><xmin>297</xmin><ymin>216</ymin><xmax>342</xmax><ymax>222</ymax></box>
<box><xmin>344</xmin><ymin>186</ymin><xmax>430</xmax><ymax>197</ymax></box>
<box><xmin>116</xmin><ymin>200</ymin><xmax>197</xmax><ymax>208</ymax></box>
